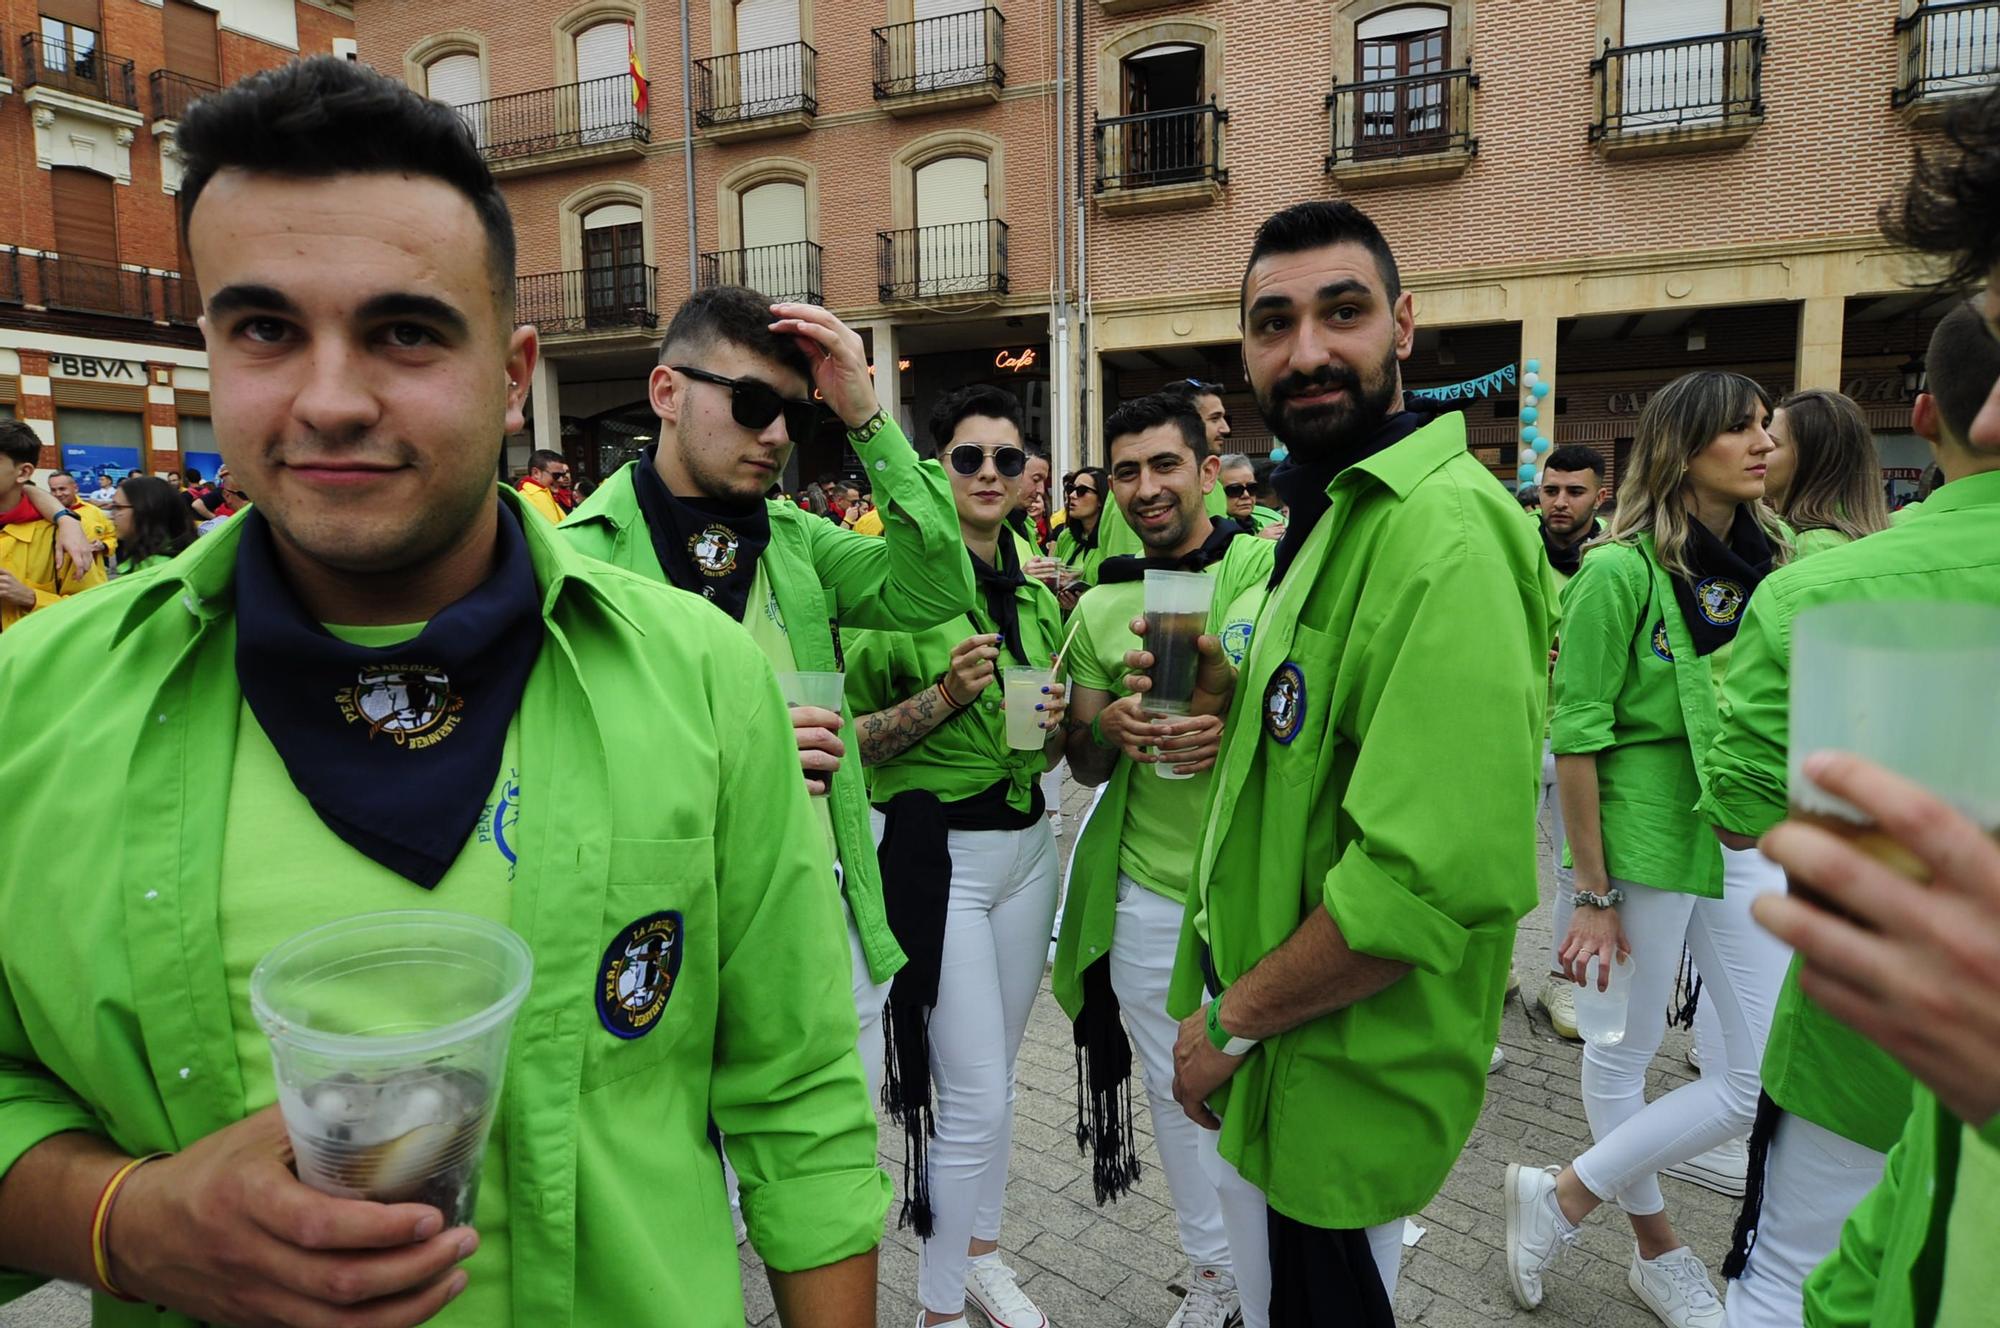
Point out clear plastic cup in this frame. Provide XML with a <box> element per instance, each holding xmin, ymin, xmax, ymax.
<box><xmin>1142</xmin><ymin>570</ymin><xmax>1216</xmax><ymax>716</ymax></box>
<box><xmin>1002</xmin><ymin>666</ymin><xmax>1051</xmax><ymax>750</ymax></box>
<box><xmin>1572</xmin><ymin>952</ymin><xmax>1632</xmax><ymax>1047</ymax></box>
<box><xmin>776</xmin><ymin>670</ymin><xmax>846</xmax><ymax>713</ymax></box>
<box><xmin>251</xmin><ymin>911</ymin><xmax>534</xmax><ymax>1225</ymax></box>
<box><xmin>1152</xmin><ymin>745</ymin><xmax>1194</xmax><ymax>780</ymax></box>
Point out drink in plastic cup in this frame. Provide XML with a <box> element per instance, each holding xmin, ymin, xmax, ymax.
<box><xmin>251</xmin><ymin>910</ymin><xmax>534</xmax><ymax>1225</ymax></box>
<box><xmin>1142</xmin><ymin>570</ymin><xmax>1215</xmax><ymax>716</ymax></box>
<box><xmin>1572</xmin><ymin>952</ymin><xmax>1631</xmax><ymax>1047</ymax></box>
<box><xmin>1002</xmin><ymin>666</ymin><xmax>1051</xmax><ymax>750</ymax></box>
<box><xmin>776</xmin><ymin>669</ymin><xmax>845</xmax><ymax>713</ymax></box>
<box><xmin>1789</xmin><ymin>602</ymin><xmax>2000</xmax><ymax>894</ymax></box>
<box><xmin>1153</xmin><ymin>745</ymin><xmax>1194</xmax><ymax>780</ymax></box>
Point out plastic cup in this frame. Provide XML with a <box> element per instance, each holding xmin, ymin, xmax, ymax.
<box><xmin>251</xmin><ymin>911</ymin><xmax>534</xmax><ymax>1225</ymax></box>
<box><xmin>1142</xmin><ymin>570</ymin><xmax>1216</xmax><ymax>716</ymax></box>
<box><xmin>776</xmin><ymin>669</ymin><xmax>846</xmax><ymax>713</ymax></box>
<box><xmin>1572</xmin><ymin>952</ymin><xmax>1632</xmax><ymax>1048</ymax></box>
<box><xmin>1002</xmin><ymin>666</ymin><xmax>1051</xmax><ymax>750</ymax></box>
<box><xmin>1152</xmin><ymin>745</ymin><xmax>1195</xmax><ymax>780</ymax></box>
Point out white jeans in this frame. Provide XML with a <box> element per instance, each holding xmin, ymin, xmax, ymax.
<box><xmin>1110</xmin><ymin>875</ymin><xmax>1232</xmax><ymax>1273</ymax></box>
<box><xmin>868</xmin><ymin>813</ymin><xmax>1060</xmax><ymax>1315</ymax></box>
<box><xmin>1198</xmin><ymin>1131</ymin><xmax>1403</xmax><ymax>1328</ymax></box>
<box><xmin>1572</xmin><ymin>847</ymin><xmax>1789</xmax><ymax>1216</ymax></box>
<box><xmin>1723</xmin><ymin>1112</ymin><xmax>1887</xmax><ymax>1328</ymax></box>
<box><xmin>1542</xmin><ymin>744</ymin><xmax>1575</xmax><ymax>973</ymax></box>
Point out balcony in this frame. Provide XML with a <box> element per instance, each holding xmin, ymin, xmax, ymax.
<box><xmin>1895</xmin><ymin>2</ymin><xmax>2000</xmax><ymax>121</ymax></box>
<box><xmin>872</xmin><ymin>9</ymin><xmax>1004</xmax><ymax>116</ymax></box>
<box><xmin>694</xmin><ymin>43</ymin><xmax>816</xmax><ymax>140</ymax></box>
<box><xmin>20</xmin><ymin>33</ymin><xmax>136</xmax><ymax>108</ymax></box>
<box><xmin>461</xmin><ymin>75</ymin><xmax>648</xmax><ymax>178</ymax></box>
<box><xmin>877</xmin><ymin>220</ymin><xmax>1008</xmax><ymax>302</ymax></box>
<box><xmin>149</xmin><ymin>68</ymin><xmax>217</xmax><ymax>124</ymax></box>
<box><xmin>1589</xmin><ymin>24</ymin><xmax>1764</xmax><ymax>157</ymax></box>
<box><xmin>161</xmin><ymin>271</ymin><xmax>200</xmax><ymax>325</ymax></box>
<box><xmin>699</xmin><ymin>241</ymin><xmax>823</xmax><ymax>305</ymax></box>
<box><xmin>1094</xmin><ymin>102</ymin><xmax>1227</xmax><ymax>214</ymax></box>
<box><xmin>0</xmin><ymin>249</ymin><xmax>22</xmax><ymax>305</ymax></box>
<box><xmin>38</xmin><ymin>253</ymin><xmax>152</xmax><ymax>319</ymax></box>
<box><xmin>1326</xmin><ymin>68</ymin><xmax>1477</xmax><ymax>186</ymax></box>
<box><xmin>517</xmin><ymin>264</ymin><xmax>659</xmax><ymax>341</ymax></box>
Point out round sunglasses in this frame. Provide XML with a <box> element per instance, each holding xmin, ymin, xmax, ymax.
<box><xmin>946</xmin><ymin>444</ymin><xmax>1027</xmax><ymax>478</ymax></box>
<box><xmin>673</xmin><ymin>364</ymin><xmax>821</xmax><ymax>444</ymax></box>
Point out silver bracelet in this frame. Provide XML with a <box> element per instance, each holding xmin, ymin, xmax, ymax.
<box><xmin>1571</xmin><ymin>887</ymin><xmax>1625</xmax><ymax>909</ymax></box>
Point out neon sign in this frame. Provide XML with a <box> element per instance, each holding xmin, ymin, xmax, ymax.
<box><xmin>995</xmin><ymin>347</ymin><xmax>1038</xmax><ymax>373</ymax></box>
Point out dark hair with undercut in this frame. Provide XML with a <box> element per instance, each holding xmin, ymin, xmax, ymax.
<box><xmin>1925</xmin><ymin>299</ymin><xmax>2000</xmax><ymax>447</ymax></box>
<box><xmin>1163</xmin><ymin>377</ymin><xmax>1224</xmax><ymax>402</ymax></box>
<box><xmin>1883</xmin><ymin>84</ymin><xmax>2000</xmax><ymax>291</ymax></box>
<box><xmin>659</xmin><ymin>285</ymin><xmax>814</xmax><ymax>388</ymax></box>
<box><xmin>928</xmin><ymin>384</ymin><xmax>1025</xmax><ymax>450</ymax></box>
<box><xmin>1543</xmin><ymin>444</ymin><xmax>1606</xmax><ymax>481</ymax></box>
<box><xmin>0</xmin><ymin>421</ymin><xmax>39</xmax><ymax>467</ymax></box>
<box><xmin>1240</xmin><ymin>201</ymin><xmax>1402</xmax><ymax>317</ymax></box>
<box><xmin>175</xmin><ymin>56</ymin><xmax>518</xmax><ymax>318</ymax></box>
<box><xmin>528</xmin><ymin>449</ymin><xmax>566</xmax><ymax>473</ymax></box>
<box><xmin>1103</xmin><ymin>393</ymin><xmax>1206</xmax><ymax>459</ymax></box>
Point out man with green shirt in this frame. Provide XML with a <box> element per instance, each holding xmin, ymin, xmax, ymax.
<box><xmin>1162</xmin><ymin>200</ymin><xmax>1554</xmax><ymax>1325</ymax></box>
<box><xmin>560</xmin><ymin>285</ymin><xmax>974</xmax><ymax>1095</ymax></box>
<box><xmin>1053</xmin><ymin>394</ymin><xmax>1273</xmax><ymax>1328</ymax></box>
<box><xmin>0</xmin><ymin>58</ymin><xmax>886</xmax><ymax>1328</ymax></box>
<box><xmin>1098</xmin><ymin>379</ymin><xmax>1235</xmax><ymax>560</ymax></box>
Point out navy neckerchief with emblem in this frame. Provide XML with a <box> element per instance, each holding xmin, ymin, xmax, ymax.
<box><xmin>1540</xmin><ymin>515</ymin><xmax>1599</xmax><ymax>579</ymax></box>
<box><xmin>1668</xmin><ymin>505</ymin><xmax>1774</xmax><ymax>656</ymax></box>
<box><xmin>631</xmin><ymin>443</ymin><xmax>772</xmax><ymax>622</ymax></box>
<box><xmin>233</xmin><ymin>505</ymin><xmax>544</xmax><ymax>889</ymax></box>
<box><xmin>1267</xmin><ymin>406</ymin><xmax>1432</xmax><ymax>588</ymax></box>
<box><xmin>1094</xmin><ymin>514</ymin><xmax>1243</xmax><ymax>584</ymax></box>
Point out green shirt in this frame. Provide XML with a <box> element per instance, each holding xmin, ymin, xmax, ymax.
<box><xmin>1789</xmin><ymin>526</ymin><xmax>1854</xmax><ymax>559</ymax></box>
<box><xmin>1054</xmin><ymin>521</ymin><xmax>1105</xmax><ymax>586</ymax></box>
<box><xmin>845</xmin><ymin>566</ymin><xmax>1064</xmax><ymax>812</ymax></box>
<box><xmin>1702</xmin><ymin>471</ymin><xmax>2000</xmax><ymax>1153</ymax></box>
<box><xmin>1166</xmin><ymin>413</ymin><xmax>1556</xmax><ymax>1229</ymax></box>
<box><xmin>1051</xmin><ymin>535</ymin><xmax>1273</xmax><ymax>1021</ymax></box>
<box><xmin>739</xmin><ymin>561</ymin><xmax>838</xmax><ymax>864</ymax></box>
<box><xmin>1098</xmin><ymin>479</ymin><xmax>1231</xmax><ymax>559</ymax></box>
<box><xmin>558</xmin><ymin>415</ymin><xmax>973</xmax><ymax>984</ymax></box>
<box><xmin>0</xmin><ymin>490</ymin><xmax>890</xmax><ymax>1326</ymax></box>
<box><xmin>1248</xmin><ymin>504</ymin><xmax>1285</xmax><ymax>533</ymax></box>
<box><xmin>1551</xmin><ymin>537</ymin><xmax>1725</xmax><ymax>896</ymax></box>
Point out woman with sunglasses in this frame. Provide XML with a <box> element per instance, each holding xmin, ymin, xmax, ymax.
<box><xmin>110</xmin><ymin>475</ymin><xmax>196</xmax><ymax>575</ymax></box>
<box><xmin>1054</xmin><ymin>466</ymin><xmax>1109</xmax><ymax>605</ymax></box>
<box><xmin>847</xmin><ymin>384</ymin><xmax>1068</xmax><ymax>1328</ymax></box>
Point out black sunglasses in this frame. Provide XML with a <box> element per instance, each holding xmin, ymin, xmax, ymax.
<box><xmin>1066</xmin><ymin>482</ymin><xmax>1098</xmax><ymax>497</ymax></box>
<box><xmin>1222</xmin><ymin>483</ymin><xmax>1256</xmax><ymax>498</ymax></box>
<box><xmin>946</xmin><ymin>444</ymin><xmax>1027</xmax><ymax>478</ymax></box>
<box><xmin>673</xmin><ymin>364</ymin><xmax>821</xmax><ymax>444</ymax></box>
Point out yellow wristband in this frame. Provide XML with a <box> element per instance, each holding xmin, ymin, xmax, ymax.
<box><xmin>91</xmin><ymin>1152</ymin><xmax>167</xmax><ymax>1302</ymax></box>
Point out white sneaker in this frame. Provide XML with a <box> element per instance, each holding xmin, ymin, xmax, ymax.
<box><xmin>1489</xmin><ymin>1044</ymin><xmax>1506</xmax><ymax>1074</ymax></box>
<box><xmin>1538</xmin><ymin>977</ymin><xmax>1580</xmax><ymax>1041</ymax></box>
<box><xmin>1503</xmin><ymin>1163</ymin><xmax>1578</xmax><ymax>1310</ymax></box>
<box><xmin>1628</xmin><ymin>1246</ymin><xmax>1725</xmax><ymax>1328</ymax></box>
<box><xmin>967</xmin><ymin>1252</ymin><xmax>1049</xmax><ymax>1328</ymax></box>
<box><xmin>1166</xmin><ymin>1266</ymin><xmax>1240</xmax><ymax>1328</ymax></box>
<box><xmin>1662</xmin><ymin>1135</ymin><xmax>1749</xmax><ymax>1198</ymax></box>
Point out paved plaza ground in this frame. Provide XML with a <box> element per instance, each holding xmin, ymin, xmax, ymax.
<box><xmin>3</xmin><ymin>777</ymin><xmax>1739</xmax><ymax>1328</ymax></box>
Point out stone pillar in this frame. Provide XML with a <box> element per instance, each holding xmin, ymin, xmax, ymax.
<box><xmin>1518</xmin><ymin>309</ymin><xmax>1561</xmax><ymax>483</ymax></box>
<box><xmin>864</xmin><ymin>321</ymin><xmax>902</xmax><ymax>442</ymax></box>
<box><xmin>16</xmin><ymin>349</ymin><xmax>56</xmax><ymax>468</ymax></box>
<box><xmin>1795</xmin><ymin>296</ymin><xmax>1845</xmax><ymax>391</ymax></box>
<box><xmin>528</xmin><ymin>352</ymin><xmax>562</xmax><ymax>466</ymax></box>
<box><xmin>146</xmin><ymin>361</ymin><xmax>179</xmax><ymax>476</ymax></box>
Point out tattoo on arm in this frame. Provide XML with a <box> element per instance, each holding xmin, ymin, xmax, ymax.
<box><xmin>857</xmin><ymin>685</ymin><xmax>952</xmax><ymax>766</ymax></box>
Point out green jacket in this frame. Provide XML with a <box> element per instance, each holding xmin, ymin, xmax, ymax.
<box><xmin>1167</xmin><ymin>413</ymin><xmax>1556</xmax><ymax>1228</ymax></box>
<box><xmin>1054</xmin><ymin>521</ymin><xmax>1105</xmax><ymax>587</ymax></box>
<box><xmin>0</xmin><ymin>490</ymin><xmax>890</xmax><ymax>1326</ymax></box>
<box><xmin>1703</xmin><ymin>471</ymin><xmax>2000</xmax><ymax>1153</ymax></box>
<box><xmin>557</xmin><ymin>415</ymin><xmax>974</xmax><ymax>984</ymax></box>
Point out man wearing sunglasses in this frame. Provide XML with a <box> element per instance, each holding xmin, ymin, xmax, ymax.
<box><xmin>517</xmin><ymin>449</ymin><xmax>569</xmax><ymax>525</ymax></box>
<box><xmin>562</xmin><ymin>285</ymin><xmax>974</xmax><ymax>1096</ymax></box>
<box><xmin>1217</xmin><ymin>453</ymin><xmax>1284</xmax><ymax>539</ymax></box>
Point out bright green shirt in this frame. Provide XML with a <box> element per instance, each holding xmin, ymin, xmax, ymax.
<box><xmin>1054</xmin><ymin>521</ymin><xmax>1105</xmax><ymax>586</ymax></box>
<box><xmin>0</xmin><ymin>490</ymin><xmax>890</xmax><ymax>1326</ymax></box>
<box><xmin>1551</xmin><ymin>537</ymin><xmax>1725</xmax><ymax>896</ymax></box>
<box><xmin>559</xmin><ymin>416</ymin><xmax>973</xmax><ymax>984</ymax></box>
<box><xmin>739</xmin><ymin>561</ymin><xmax>838</xmax><ymax>865</ymax></box>
<box><xmin>1248</xmin><ymin>504</ymin><xmax>1285</xmax><ymax>533</ymax></box>
<box><xmin>1703</xmin><ymin>470</ymin><xmax>2000</xmax><ymax>1153</ymax></box>
<box><xmin>1789</xmin><ymin>526</ymin><xmax>1854</xmax><ymax>559</ymax></box>
<box><xmin>1166</xmin><ymin>413</ymin><xmax>1556</xmax><ymax>1229</ymax></box>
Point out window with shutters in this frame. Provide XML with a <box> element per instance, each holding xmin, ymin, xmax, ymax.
<box><xmin>575</xmin><ymin>21</ymin><xmax>637</xmax><ymax>139</ymax></box>
<box><xmin>1327</xmin><ymin>1</ymin><xmax>1474</xmax><ymax>179</ymax></box>
<box><xmin>581</xmin><ymin>203</ymin><xmax>647</xmax><ymax>328</ymax></box>
<box><xmin>1355</xmin><ymin>7</ymin><xmax>1448</xmax><ymax>154</ymax></box>
<box><xmin>1591</xmin><ymin>0</ymin><xmax>1763</xmax><ymax>150</ymax></box>
<box><xmin>425</xmin><ymin>51</ymin><xmax>486</xmax><ymax>145</ymax></box>
<box><xmin>913</xmin><ymin>154</ymin><xmax>991</xmax><ymax>292</ymax></box>
<box><xmin>162</xmin><ymin>1</ymin><xmax>220</xmax><ymax>85</ymax></box>
<box><xmin>47</xmin><ymin>166</ymin><xmax>138</xmax><ymax>316</ymax></box>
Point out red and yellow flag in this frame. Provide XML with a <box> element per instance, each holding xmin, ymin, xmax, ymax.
<box><xmin>628</xmin><ymin>24</ymin><xmax>649</xmax><ymax>116</ymax></box>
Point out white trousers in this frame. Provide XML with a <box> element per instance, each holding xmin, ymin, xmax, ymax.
<box><xmin>1110</xmin><ymin>875</ymin><xmax>1232</xmax><ymax>1272</ymax></box>
<box><xmin>1198</xmin><ymin>1131</ymin><xmax>1403</xmax><ymax>1328</ymax></box>
<box><xmin>1573</xmin><ymin>847</ymin><xmax>1789</xmax><ymax>1216</ymax></box>
<box><xmin>1722</xmin><ymin>1111</ymin><xmax>1886</xmax><ymax>1328</ymax></box>
<box><xmin>1541</xmin><ymin>744</ymin><xmax>1575</xmax><ymax>973</ymax></box>
<box><xmin>868</xmin><ymin>813</ymin><xmax>1061</xmax><ymax>1316</ymax></box>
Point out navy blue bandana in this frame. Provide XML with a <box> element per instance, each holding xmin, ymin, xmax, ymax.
<box><xmin>1268</xmin><ymin>409</ymin><xmax>1433</xmax><ymax>588</ymax></box>
<box><xmin>1095</xmin><ymin>515</ymin><xmax>1243</xmax><ymax>585</ymax></box>
<box><xmin>1668</xmin><ymin>506</ymin><xmax>1774</xmax><ymax>657</ymax></box>
<box><xmin>630</xmin><ymin>444</ymin><xmax>772</xmax><ymax>623</ymax></box>
<box><xmin>233</xmin><ymin>507</ymin><xmax>544</xmax><ymax>888</ymax></box>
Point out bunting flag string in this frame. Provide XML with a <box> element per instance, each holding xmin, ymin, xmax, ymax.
<box><xmin>1406</xmin><ymin>362</ymin><xmax>1518</xmax><ymax>403</ymax></box>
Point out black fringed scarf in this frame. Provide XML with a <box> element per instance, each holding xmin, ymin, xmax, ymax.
<box><xmin>1071</xmin><ymin>958</ymin><xmax>1142</xmax><ymax>1204</ymax></box>
<box><xmin>630</xmin><ymin>444</ymin><xmax>771</xmax><ymax>622</ymax></box>
<box><xmin>1668</xmin><ymin>507</ymin><xmax>1775</xmax><ymax>657</ymax></box>
<box><xmin>1723</xmin><ymin>1091</ymin><xmax>1786</xmax><ymax>1281</ymax></box>
<box><xmin>878</xmin><ymin>789</ymin><xmax>952</xmax><ymax>1238</ymax></box>
<box><xmin>1094</xmin><ymin>515</ymin><xmax>1243</xmax><ymax>585</ymax></box>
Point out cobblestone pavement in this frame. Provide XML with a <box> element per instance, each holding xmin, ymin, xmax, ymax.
<box><xmin>3</xmin><ymin>776</ymin><xmax>1739</xmax><ymax>1328</ymax></box>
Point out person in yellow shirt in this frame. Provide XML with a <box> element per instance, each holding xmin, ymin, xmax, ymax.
<box><xmin>46</xmin><ymin>470</ymin><xmax>117</xmax><ymax>568</ymax></box>
<box><xmin>1</xmin><ymin>424</ymin><xmax>106</xmax><ymax>629</ymax></box>
<box><xmin>516</xmin><ymin>448</ymin><xmax>568</xmax><ymax>523</ymax></box>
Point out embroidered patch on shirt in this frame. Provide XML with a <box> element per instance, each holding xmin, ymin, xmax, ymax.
<box><xmin>1651</xmin><ymin>619</ymin><xmax>1675</xmax><ymax>662</ymax></box>
<box><xmin>335</xmin><ymin>666</ymin><xmax>464</xmax><ymax>749</ymax></box>
<box><xmin>689</xmin><ymin>525</ymin><xmax>740</xmax><ymax>577</ymax></box>
<box><xmin>597</xmin><ymin>911</ymin><xmax>684</xmax><ymax>1040</ymax></box>
<box><xmin>477</xmin><ymin>768</ymin><xmax>520</xmax><ymax>880</ymax></box>
<box><xmin>1264</xmin><ymin>661</ymin><xmax>1307</xmax><ymax>745</ymax></box>
<box><xmin>1693</xmin><ymin>577</ymin><xmax>1746</xmax><ymax>627</ymax></box>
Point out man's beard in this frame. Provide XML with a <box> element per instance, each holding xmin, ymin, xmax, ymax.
<box><xmin>1253</xmin><ymin>341</ymin><xmax>1401</xmax><ymax>463</ymax></box>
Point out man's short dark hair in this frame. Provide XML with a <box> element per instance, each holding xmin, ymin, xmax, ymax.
<box><xmin>1163</xmin><ymin>378</ymin><xmax>1224</xmax><ymax>402</ymax></box>
<box><xmin>528</xmin><ymin>449</ymin><xmax>566</xmax><ymax>474</ymax></box>
<box><xmin>0</xmin><ymin>421</ymin><xmax>39</xmax><ymax>467</ymax></box>
<box><xmin>176</xmin><ymin>56</ymin><xmax>517</xmax><ymax>318</ymax></box>
<box><xmin>1884</xmin><ymin>84</ymin><xmax>2000</xmax><ymax>290</ymax></box>
<box><xmin>184</xmin><ymin>467</ymin><xmax>203</xmax><ymax>484</ymax></box>
<box><xmin>929</xmin><ymin>384</ymin><xmax>1025</xmax><ymax>450</ymax></box>
<box><xmin>1103</xmin><ymin>394</ymin><xmax>1206</xmax><ymax>459</ymax></box>
<box><xmin>48</xmin><ymin>470</ymin><xmax>74</xmax><ymax>483</ymax></box>
<box><xmin>1925</xmin><ymin>299</ymin><xmax>2000</xmax><ymax>445</ymax></box>
<box><xmin>1542</xmin><ymin>445</ymin><xmax>1607</xmax><ymax>481</ymax></box>
<box><xmin>1241</xmin><ymin>201</ymin><xmax>1402</xmax><ymax>316</ymax></box>
<box><xmin>659</xmin><ymin>285</ymin><xmax>814</xmax><ymax>387</ymax></box>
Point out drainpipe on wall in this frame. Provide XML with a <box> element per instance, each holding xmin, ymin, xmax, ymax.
<box><xmin>681</xmin><ymin>0</ymin><xmax>700</xmax><ymax>290</ymax></box>
<box><xmin>1073</xmin><ymin>0</ymin><xmax>1090</xmax><ymax>466</ymax></box>
<box><xmin>1051</xmin><ymin>0</ymin><xmax>1072</xmax><ymax>480</ymax></box>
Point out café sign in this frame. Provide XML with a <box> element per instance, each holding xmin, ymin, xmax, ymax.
<box><xmin>995</xmin><ymin>347</ymin><xmax>1038</xmax><ymax>373</ymax></box>
<box><xmin>51</xmin><ymin>354</ymin><xmax>142</xmax><ymax>383</ymax></box>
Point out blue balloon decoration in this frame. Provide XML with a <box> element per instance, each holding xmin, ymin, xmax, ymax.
<box><xmin>1521</xmin><ymin>405</ymin><xmax>1540</xmax><ymax>425</ymax></box>
<box><xmin>1270</xmin><ymin>445</ymin><xmax>1289</xmax><ymax>462</ymax></box>
<box><xmin>1532</xmin><ymin>437</ymin><xmax>1552</xmax><ymax>454</ymax></box>
<box><xmin>1525</xmin><ymin>359</ymin><xmax>1541</xmax><ymax>374</ymax></box>
<box><xmin>1517</xmin><ymin>461</ymin><xmax>1538</xmax><ymax>480</ymax></box>
<box><xmin>1522</xmin><ymin>426</ymin><xmax>1539</xmax><ymax>445</ymax></box>
<box><xmin>1532</xmin><ymin>382</ymin><xmax>1551</xmax><ymax>399</ymax></box>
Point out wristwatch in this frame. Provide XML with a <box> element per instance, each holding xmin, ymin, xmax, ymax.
<box><xmin>1205</xmin><ymin>994</ymin><xmax>1258</xmax><ymax>1058</ymax></box>
<box><xmin>1571</xmin><ymin>886</ymin><xmax>1626</xmax><ymax>909</ymax></box>
<box><xmin>51</xmin><ymin>508</ymin><xmax>81</xmax><ymax>522</ymax></box>
<box><xmin>846</xmin><ymin>409</ymin><xmax>890</xmax><ymax>444</ymax></box>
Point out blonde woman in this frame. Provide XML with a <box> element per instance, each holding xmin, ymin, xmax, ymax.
<box><xmin>1762</xmin><ymin>389</ymin><xmax>1891</xmax><ymax>559</ymax></box>
<box><xmin>1505</xmin><ymin>371</ymin><xmax>1792</xmax><ymax>1328</ymax></box>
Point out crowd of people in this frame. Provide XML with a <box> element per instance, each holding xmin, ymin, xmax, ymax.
<box><xmin>1</xmin><ymin>52</ymin><xmax>1998</xmax><ymax>1328</ymax></box>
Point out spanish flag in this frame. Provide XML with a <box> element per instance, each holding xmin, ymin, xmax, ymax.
<box><xmin>629</xmin><ymin>23</ymin><xmax>649</xmax><ymax>116</ymax></box>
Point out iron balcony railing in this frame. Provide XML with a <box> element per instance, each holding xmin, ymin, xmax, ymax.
<box><xmin>872</xmin><ymin>8</ymin><xmax>1005</xmax><ymax>100</ymax></box>
<box><xmin>1095</xmin><ymin>102</ymin><xmax>1228</xmax><ymax>192</ymax></box>
<box><xmin>459</xmin><ymin>74</ymin><xmax>649</xmax><ymax>164</ymax></box>
<box><xmin>694</xmin><ymin>43</ymin><xmax>817</xmax><ymax>126</ymax></box>
<box><xmin>38</xmin><ymin>253</ymin><xmax>152</xmax><ymax>319</ymax></box>
<box><xmin>0</xmin><ymin>249</ymin><xmax>23</xmax><ymax>306</ymax></box>
<box><xmin>161</xmin><ymin>271</ymin><xmax>200</xmax><ymax>325</ymax></box>
<box><xmin>1590</xmin><ymin>23</ymin><xmax>1764</xmax><ymax>140</ymax></box>
<box><xmin>1895</xmin><ymin>2</ymin><xmax>2000</xmax><ymax>106</ymax></box>
<box><xmin>1326</xmin><ymin>67</ymin><xmax>1478</xmax><ymax>169</ymax></box>
<box><xmin>20</xmin><ymin>33</ymin><xmax>138</xmax><ymax>109</ymax></box>
<box><xmin>517</xmin><ymin>264</ymin><xmax>659</xmax><ymax>337</ymax></box>
<box><xmin>699</xmin><ymin>241</ymin><xmax>823</xmax><ymax>305</ymax></box>
<box><xmin>877</xmin><ymin>220</ymin><xmax>1008</xmax><ymax>301</ymax></box>
<box><xmin>149</xmin><ymin>68</ymin><xmax>218</xmax><ymax>123</ymax></box>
